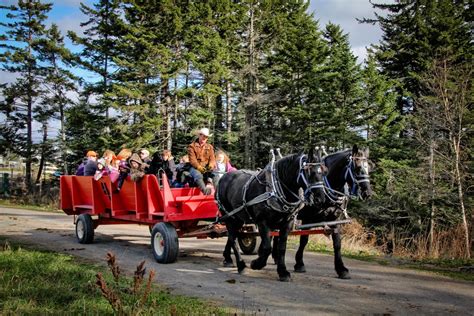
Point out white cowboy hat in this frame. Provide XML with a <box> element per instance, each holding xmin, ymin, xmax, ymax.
<box><xmin>198</xmin><ymin>127</ymin><xmax>212</xmax><ymax>137</ymax></box>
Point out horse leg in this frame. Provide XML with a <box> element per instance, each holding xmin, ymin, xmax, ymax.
<box><xmin>271</xmin><ymin>236</ymin><xmax>279</xmax><ymax>264</ymax></box>
<box><xmin>222</xmin><ymin>238</ymin><xmax>234</xmax><ymax>267</ymax></box>
<box><xmin>333</xmin><ymin>226</ymin><xmax>350</xmax><ymax>279</ymax></box>
<box><xmin>250</xmin><ymin>223</ymin><xmax>271</xmax><ymax>270</ymax></box>
<box><xmin>294</xmin><ymin>234</ymin><xmax>309</xmax><ymax>273</ymax></box>
<box><xmin>225</xmin><ymin>225</ymin><xmax>246</xmax><ymax>273</ymax></box>
<box><xmin>275</xmin><ymin>222</ymin><xmax>292</xmax><ymax>282</ymax></box>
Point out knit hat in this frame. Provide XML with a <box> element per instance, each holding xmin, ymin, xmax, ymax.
<box><xmin>86</xmin><ymin>150</ymin><xmax>98</xmax><ymax>157</ymax></box>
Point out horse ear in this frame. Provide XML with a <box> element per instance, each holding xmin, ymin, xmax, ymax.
<box><xmin>352</xmin><ymin>144</ymin><xmax>359</xmax><ymax>155</ymax></box>
<box><xmin>307</xmin><ymin>147</ymin><xmax>315</xmax><ymax>162</ymax></box>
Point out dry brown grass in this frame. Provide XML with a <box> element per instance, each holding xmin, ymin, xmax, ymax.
<box><xmin>393</xmin><ymin>224</ymin><xmax>468</xmax><ymax>259</ymax></box>
<box><xmin>96</xmin><ymin>252</ymin><xmax>156</xmax><ymax>315</ymax></box>
<box><xmin>296</xmin><ymin>220</ymin><xmax>382</xmax><ymax>256</ymax></box>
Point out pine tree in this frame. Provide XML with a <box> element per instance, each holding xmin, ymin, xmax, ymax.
<box><xmin>35</xmin><ymin>24</ymin><xmax>77</xmax><ymax>175</ymax></box>
<box><xmin>68</xmin><ymin>0</ymin><xmax>122</xmax><ymax>122</ymax></box>
<box><xmin>0</xmin><ymin>0</ymin><xmax>52</xmax><ymax>188</ymax></box>
<box><xmin>319</xmin><ymin>22</ymin><xmax>363</xmax><ymax>149</ymax></box>
<box><xmin>363</xmin><ymin>0</ymin><xmax>472</xmax><ymax>96</ymax></box>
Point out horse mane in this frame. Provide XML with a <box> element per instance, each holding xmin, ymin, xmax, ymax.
<box><xmin>323</xmin><ymin>149</ymin><xmax>351</xmax><ymax>168</ymax></box>
<box><xmin>274</xmin><ymin>153</ymin><xmax>301</xmax><ymax>182</ymax></box>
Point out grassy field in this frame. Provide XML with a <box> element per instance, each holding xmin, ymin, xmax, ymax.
<box><xmin>0</xmin><ymin>240</ymin><xmax>227</xmax><ymax>315</ymax></box>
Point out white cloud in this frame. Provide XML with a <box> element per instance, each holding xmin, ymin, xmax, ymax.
<box><xmin>309</xmin><ymin>0</ymin><xmax>389</xmax><ymax>63</ymax></box>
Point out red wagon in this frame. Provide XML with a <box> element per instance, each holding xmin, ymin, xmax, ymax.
<box><xmin>60</xmin><ymin>174</ymin><xmax>227</xmax><ymax>263</ymax></box>
<box><xmin>60</xmin><ymin>174</ymin><xmax>350</xmax><ymax>264</ymax></box>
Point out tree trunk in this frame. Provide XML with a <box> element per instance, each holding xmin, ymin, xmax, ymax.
<box><xmin>226</xmin><ymin>80</ymin><xmax>232</xmax><ymax>145</ymax></box>
<box><xmin>244</xmin><ymin>3</ymin><xmax>256</xmax><ymax>169</ymax></box>
<box><xmin>428</xmin><ymin>137</ymin><xmax>436</xmax><ymax>256</ymax></box>
<box><xmin>36</xmin><ymin>124</ymin><xmax>47</xmax><ymax>184</ymax></box>
<box><xmin>453</xmin><ymin>136</ymin><xmax>470</xmax><ymax>258</ymax></box>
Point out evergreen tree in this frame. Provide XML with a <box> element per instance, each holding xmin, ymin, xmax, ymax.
<box><xmin>68</xmin><ymin>0</ymin><xmax>122</xmax><ymax>122</ymax></box>
<box><xmin>319</xmin><ymin>22</ymin><xmax>363</xmax><ymax>149</ymax></box>
<box><xmin>364</xmin><ymin>0</ymin><xmax>472</xmax><ymax>96</ymax></box>
<box><xmin>35</xmin><ymin>24</ymin><xmax>77</xmax><ymax>175</ymax></box>
<box><xmin>0</xmin><ymin>0</ymin><xmax>52</xmax><ymax>188</ymax></box>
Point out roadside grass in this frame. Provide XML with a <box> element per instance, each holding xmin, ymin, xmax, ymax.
<box><xmin>288</xmin><ymin>236</ymin><xmax>474</xmax><ymax>282</ymax></box>
<box><xmin>0</xmin><ymin>198</ymin><xmax>59</xmax><ymax>213</ymax></box>
<box><xmin>0</xmin><ymin>240</ymin><xmax>227</xmax><ymax>315</ymax></box>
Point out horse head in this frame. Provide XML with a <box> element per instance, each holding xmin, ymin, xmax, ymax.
<box><xmin>348</xmin><ymin>145</ymin><xmax>372</xmax><ymax>200</ymax></box>
<box><xmin>298</xmin><ymin>147</ymin><xmax>327</xmax><ymax>206</ymax></box>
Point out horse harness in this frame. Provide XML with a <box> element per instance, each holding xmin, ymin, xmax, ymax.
<box><xmin>216</xmin><ymin>154</ymin><xmax>323</xmax><ymax>223</ymax></box>
<box><xmin>321</xmin><ymin>155</ymin><xmax>369</xmax><ymax>219</ymax></box>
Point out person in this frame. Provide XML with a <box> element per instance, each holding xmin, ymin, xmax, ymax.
<box><xmin>161</xmin><ymin>149</ymin><xmax>177</xmax><ymax>183</ymax></box>
<box><xmin>187</xmin><ymin>127</ymin><xmax>216</xmax><ymax>195</ymax></box>
<box><xmin>76</xmin><ymin>151</ymin><xmax>97</xmax><ymax>176</ymax></box>
<box><xmin>102</xmin><ymin>150</ymin><xmax>116</xmax><ymax>168</ymax></box>
<box><xmin>93</xmin><ymin>158</ymin><xmax>108</xmax><ymax>181</ymax></box>
<box><xmin>139</xmin><ymin>149</ymin><xmax>152</xmax><ymax>164</ymax></box>
<box><xmin>213</xmin><ymin>150</ymin><xmax>237</xmax><ymax>184</ymax></box>
<box><xmin>115</xmin><ymin>148</ymin><xmax>132</xmax><ymax>192</ymax></box>
<box><xmin>129</xmin><ymin>153</ymin><xmax>148</xmax><ymax>182</ymax></box>
<box><xmin>84</xmin><ymin>151</ymin><xmax>99</xmax><ymax>176</ymax></box>
<box><xmin>172</xmin><ymin>155</ymin><xmax>193</xmax><ymax>188</ymax></box>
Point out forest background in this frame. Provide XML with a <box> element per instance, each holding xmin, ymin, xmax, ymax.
<box><xmin>0</xmin><ymin>0</ymin><xmax>472</xmax><ymax>259</ymax></box>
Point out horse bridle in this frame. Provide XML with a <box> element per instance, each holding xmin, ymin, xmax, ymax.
<box><xmin>296</xmin><ymin>155</ymin><xmax>325</xmax><ymax>199</ymax></box>
<box><xmin>344</xmin><ymin>156</ymin><xmax>370</xmax><ymax>198</ymax></box>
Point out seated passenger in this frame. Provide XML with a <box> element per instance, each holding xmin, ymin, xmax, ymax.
<box><xmin>84</xmin><ymin>151</ymin><xmax>99</xmax><ymax>176</ymax></box>
<box><xmin>76</xmin><ymin>150</ymin><xmax>97</xmax><ymax>176</ymax></box>
<box><xmin>161</xmin><ymin>149</ymin><xmax>177</xmax><ymax>184</ymax></box>
<box><xmin>115</xmin><ymin>148</ymin><xmax>132</xmax><ymax>192</ymax></box>
<box><xmin>187</xmin><ymin>127</ymin><xmax>216</xmax><ymax>195</ymax></box>
<box><xmin>129</xmin><ymin>153</ymin><xmax>148</xmax><ymax>182</ymax></box>
<box><xmin>172</xmin><ymin>155</ymin><xmax>193</xmax><ymax>188</ymax></box>
<box><xmin>213</xmin><ymin>150</ymin><xmax>237</xmax><ymax>184</ymax></box>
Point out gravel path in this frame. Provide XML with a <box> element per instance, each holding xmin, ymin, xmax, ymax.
<box><xmin>1</xmin><ymin>207</ymin><xmax>473</xmax><ymax>315</ymax></box>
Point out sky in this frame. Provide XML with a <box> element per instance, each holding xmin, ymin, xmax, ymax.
<box><xmin>0</xmin><ymin>0</ymin><xmax>386</xmax><ymax>85</ymax></box>
<box><xmin>0</xmin><ymin>0</ymin><xmax>386</xmax><ymax>142</ymax></box>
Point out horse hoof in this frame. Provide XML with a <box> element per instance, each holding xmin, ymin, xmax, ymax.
<box><xmin>279</xmin><ymin>273</ymin><xmax>292</xmax><ymax>282</ymax></box>
<box><xmin>223</xmin><ymin>260</ymin><xmax>234</xmax><ymax>268</ymax></box>
<box><xmin>338</xmin><ymin>271</ymin><xmax>351</xmax><ymax>279</ymax></box>
<box><xmin>250</xmin><ymin>259</ymin><xmax>265</xmax><ymax>270</ymax></box>
<box><xmin>237</xmin><ymin>261</ymin><xmax>247</xmax><ymax>273</ymax></box>
<box><xmin>294</xmin><ymin>264</ymin><xmax>306</xmax><ymax>273</ymax></box>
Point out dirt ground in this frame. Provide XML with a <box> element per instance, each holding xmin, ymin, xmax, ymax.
<box><xmin>1</xmin><ymin>207</ymin><xmax>473</xmax><ymax>315</ymax></box>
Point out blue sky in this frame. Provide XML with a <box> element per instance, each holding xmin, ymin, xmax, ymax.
<box><xmin>1</xmin><ymin>0</ymin><xmax>385</xmax><ymax>85</ymax></box>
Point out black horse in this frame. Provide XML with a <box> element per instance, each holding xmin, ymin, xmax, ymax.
<box><xmin>216</xmin><ymin>149</ymin><xmax>326</xmax><ymax>281</ymax></box>
<box><xmin>273</xmin><ymin>145</ymin><xmax>372</xmax><ymax>279</ymax></box>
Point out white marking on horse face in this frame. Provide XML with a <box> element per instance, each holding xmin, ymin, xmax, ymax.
<box><xmin>361</xmin><ymin>160</ymin><xmax>369</xmax><ymax>174</ymax></box>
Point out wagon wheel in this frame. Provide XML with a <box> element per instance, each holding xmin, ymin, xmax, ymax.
<box><xmin>238</xmin><ymin>225</ymin><xmax>260</xmax><ymax>255</ymax></box>
<box><xmin>151</xmin><ymin>222</ymin><xmax>179</xmax><ymax>264</ymax></box>
<box><xmin>76</xmin><ymin>214</ymin><xmax>94</xmax><ymax>244</ymax></box>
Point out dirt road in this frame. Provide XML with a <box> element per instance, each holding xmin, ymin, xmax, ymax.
<box><xmin>1</xmin><ymin>207</ymin><xmax>473</xmax><ymax>315</ymax></box>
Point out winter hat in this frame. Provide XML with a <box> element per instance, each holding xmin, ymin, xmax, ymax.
<box><xmin>86</xmin><ymin>150</ymin><xmax>98</xmax><ymax>157</ymax></box>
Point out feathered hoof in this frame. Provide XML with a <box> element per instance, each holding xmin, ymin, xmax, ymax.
<box><xmin>278</xmin><ymin>272</ymin><xmax>292</xmax><ymax>282</ymax></box>
<box><xmin>250</xmin><ymin>259</ymin><xmax>266</xmax><ymax>270</ymax></box>
<box><xmin>338</xmin><ymin>271</ymin><xmax>351</xmax><ymax>279</ymax></box>
<box><xmin>237</xmin><ymin>261</ymin><xmax>247</xmax><ymax>274</ymax></box>
<box><xmin>294</xmin><ymin>264</ymin><xmax>306</xmax><ymax>273</ymax></box>
<box><xmin>222</xmin><ymin>260</ymin><xmax>234</xmax><ymax>268</ymax></box>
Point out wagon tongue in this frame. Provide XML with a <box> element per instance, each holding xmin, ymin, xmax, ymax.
<box><xmin>183</xmin><ymin>223</ymin><xmax>228</xmax><ymax>238</ymax></box>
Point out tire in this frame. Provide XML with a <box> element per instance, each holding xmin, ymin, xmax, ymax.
<box><xmin>151</xmin><ymin>222</ymin><xmax>179</xmax><ymax>264</ymax></box>
<box><xmin>238</xmin><ymin>235</ymin><xmax>259</xmax><ymax>255</ymax></box>
<box><xmin>76</xmin><ymin>214</ymin><xmax>94</xmax><ymax>244</ymax></box>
